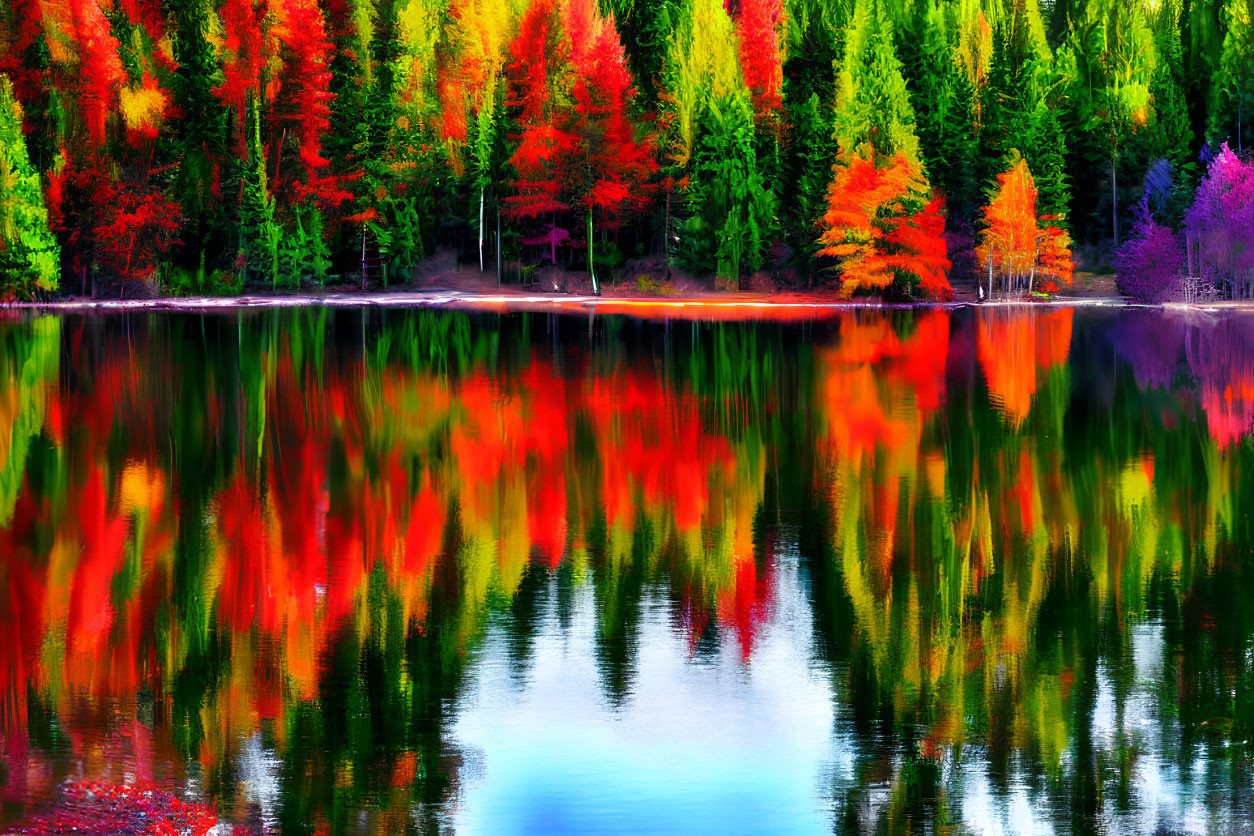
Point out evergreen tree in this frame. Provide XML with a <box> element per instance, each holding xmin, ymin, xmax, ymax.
<box><xmin>776</xmin><ymin>0</ymin><xmax>843</xmax><ymax>278</ymax></box>
<box><xmin>1147</xmin><ymin>1</ymin><xmax>1195</xmax><ymax>170</ymax></box>
<box><xmin>240</xmin><ymin>95</ymin><xmax>280</xmax><ymax>284</ymax></box>
<box><xmin>779</xmin><ymin>91</ymin><xmax>835</xmax><ymax>277</ymax></box>
<box><xmin>831</xmin><ymin>0</ymin><xmax>921</xmax><ymax>165</ymax></box>
<box><xmin>981</xmin><ymin>0</ymin><xmax>1069</xmax><ymax>220</ymax></box>
<box><xmin>666</xmin><ymin>0</ymin><xmax>775</xmax><ymax>283</ymax></box>
<box><xmin>170</xmin><ymin>0</ymin><xmax>229</xmax><ymax>268</ymax></box>
<box><xmin>0</xmin><ymin>75</ymin><xmax>59</xmax><ymax>296</ymax></box>
<box><xmin>1124</xmin><ymin>0</ymin><xmax>1195</xmax><ymax>225</ymax></box>
<box><xmin>324</xmin><ymin>0</ymin><xmax>377</xmax><ymax>178</ymax></box>
<box><xmin>1209</xmin><ymin>0</ymin><xmax>1254</xmax><ymax>151</ymax></box>
<box><xmin>905</xmin><ymin>0</ymin><xmax>979</xmax><ymax>218</ymax></box>
<box><xmin>819</xmin><ymin>0</ymin><xmax>945</xmax><ymax>297</ymax></box>
<box><xmin>1183</xmin><ymin>0</ymin><xmax>1226</xmax><ymax>139</ymax></box>
<box><xmin>1059</xmin><ymin>0</ymin><xmax>1156</xmax><ymax>246</ymax></box>
<box><xmin>680</xmin><ymin>91</ymin><xmax>775</xmax><ymax>283</ymax></box>
<box><xmin>608</xmin><ymin>0</ymin><xmax>679</xmax><ymax>105</ymax></box>
<box><xmin>1029</xmin><ymin>107</ymin><xmax>1070</xmax><ymax>218</ymax></box>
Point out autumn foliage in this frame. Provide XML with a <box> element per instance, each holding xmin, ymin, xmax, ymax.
<box><xmin>817</xmin><ymin>149</ymin><xmax>951</xmax><ymax>298</ymax></box>
<box><xmin>505</xmin><ymin>0</ymin><xmax>655</xmax><ymax>232</ymax></box>
<box><xmin>0</xmin><ymin>0</ymin><xmax>1245</xmax><ymax>296</ymax></box>
<box><xmin>733</xmin><ymin>0</ymin><xmax>785</xmax><ymax>125</ymax></box>
<box><xmin>977</xmin><ymin>158</ymin><xmax>1074</xmax><ymax>297</ymax></box>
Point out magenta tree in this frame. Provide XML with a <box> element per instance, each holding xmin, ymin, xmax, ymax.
<box><xmin>1185</xmin><ymin>144</ymin><xmax>1254</xmax><ymax>297</ymax></box>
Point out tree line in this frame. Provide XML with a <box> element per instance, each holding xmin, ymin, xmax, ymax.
<box><xmin>0</xmin><ymin>0</ymin><xmax>1246</xmax><ymax>299</ymax></box>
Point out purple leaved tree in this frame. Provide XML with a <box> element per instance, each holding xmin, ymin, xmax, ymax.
<box><xmin>1185</xmin><ymin>144</ymin><xmax>1254</xmax><ymax>297</ymax></box>
<box><xmin>1116</xmin><ymin>197</ymin><xmax>1185</xmax><ymax>302</ymax></box>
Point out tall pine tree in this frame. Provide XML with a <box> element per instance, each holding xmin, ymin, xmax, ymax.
<box><xmin>1059</xmin><ymin>0</ymin><xmax>1156</xmax><ymax>246</ymax></box>
<box><xmin>1209</xmin><ymin>0</ymin><xmax>1254</xmax><ymax>151</ymax></box>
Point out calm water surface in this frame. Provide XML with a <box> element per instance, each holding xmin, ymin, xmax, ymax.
<box><xmin>2</xmin><ymin>306</ymin><xmax>1254</xmax><ymax>834</ymax></box>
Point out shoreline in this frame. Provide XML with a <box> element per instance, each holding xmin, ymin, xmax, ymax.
<box><xmin>0</xmin><ymin>288</ymin><xmax>1246</xmax><ymax>318</ymax></box>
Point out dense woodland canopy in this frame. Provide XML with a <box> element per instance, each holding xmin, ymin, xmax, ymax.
<box><xmin>0</xmin><ymin>0</ymin><xmax>1249</xmax><ymax>299</ymax></box>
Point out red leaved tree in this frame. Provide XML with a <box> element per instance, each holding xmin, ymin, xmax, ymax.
<box><xmin>506</xmin><ymin>0</ymin><xmax>576</xmax><ymax>223</ymax></box>
<box><xmin>506</xmin><ymin>0</ymin><xmax>655</xmax><ymax>290</ymax></box>
<box><xmin>1036</xmin><ymin>218</ymin><xmax>1074</xmax><ymax>292</ymax></box>
<box><xmin>977</xmin><ymin>159</ymin><xmax>1074</xmax><ymax>298</ymax></box>
<box><xmin>69</xmin><ymin>0</ymin><xmax>126</xmax><ymax>147</ymax></box>
<box><xmin>817</xmin><ymin>148</ymin><xmax>951</xmax><ymax>298</ymax></box>
<box><xmin>93</xmin><ymin>183</ymin><xmax>184</xmax><ymax>284</ymax></box>
<box><xmin>733</xmin><ymin>0</ymin><xmax>784</xmax><ymax>127</ymax></box>
<box><xmin>564</xmin><ymin>0</ymin><xmax>656</xmax><ymax>289</ymax></box>
<box><xmin>215</xmin><ymin>0</ymin><xmax>277</xmax><ymax>146</ymax></box>
<box><xmin>273</xmin><ymin>0</ymin><xmax>336</xmax><ymax>181</ymax></box>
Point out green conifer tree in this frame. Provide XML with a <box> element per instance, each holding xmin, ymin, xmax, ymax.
<box><xmin>1183</xmin><ymin>0</ymin><xmax>1226</xmax><ymax>138</ymax></box>
<box><xmin>607</xmin><ymin>0</ymin><xmax>678</xmax><ymax>105</ymax></box>
<box><xmin>1148</xmin><ymin>1</ymin><xmax>1195</xmax><ymax>169</ymax></box>
<box><xmin>1124</xmin><ymin>0</ymin><xmax>1194</xmax><ymax>224</ymax></box>
<box><xmin>240</xmin><ymin>95</ymin><xmax>279</xmax><ymax>284</ymax></box>
<box><xmin>170</xmin><ymin>0</ymin><xmax>229</xmax><ymax>267</ymax></box>
<box><xmin>0</xmin><ymin>75</ymin><xmax>59</xmax><ymax>297</ymax></box>
<box><xmin>980</xmin><ymin>0</ymin><xmax>1068</xmax><ymax>221</ymax></box>
<box><xmin>1059</xmin><ymin>0</ymin><xmax>1156</xmax><ymax>246</ymax></box>
<box><xmin>777</xmin><ymin>0</ymin><xmax>843</xmax><ymax>278</ymax></box>
<box><xmin>667</xmin><ymin>0</ymin><xmax>775</xmax><ymax>283</ymax></box>
<box><xmin>831</xmin><ymin>0</ymin><xmax>922</xmax><ymax>165</ymax></box>
<box><xmin>905</xmin><ymin>0</ymin><xmax>979</xmax><ymax>218</ymax></box>
<box><xmin>1209</xmin><ymin>0</ymin><xmax>1254</xmax><ymax>151</ymax></box>
<box><xmin>680</xmin><ymin>93</ymin><xmax>775</xmax><ymax>283</ymax></box>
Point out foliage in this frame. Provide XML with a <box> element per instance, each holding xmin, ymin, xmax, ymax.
<box><xmin>240</xmin><ymin>94</ymin><xmax>280</xmax><ymax>284</ymax></box>
<box><xmin>734</xmin><ymin>0</ymin><xmax>785</xmax><ymax>126</ymax></box>
<box><xmin>1209</xmin><ymin>0</ymin><xmax>1254</xmax><ymax>150</ymax></box>
<box><xmin>92</xmin><ymin>183</ymin><xmax>183</xmax><ymax>284</ymax></box>
<box><xmin>505</xmin><ymin>0</ymin><xmax>654</xmax><ymax>229</ymax></box>
<box><xmin>1116</xmin><ymin>198</ymin><xmax>1185</xmax><ymax>302</ymax></box>
<box><xmin>816</xmin><ymin>148</ymin><xmax>950</xmax><ymax>297</ymax></box>
<box><xmin>677</xmin><ymin>92</ymin><xmax>774</xmax><ymax>281</ymax></box>
<box><xmin>367</xmin><ymin>196</ymin><xmax>425</xmax><ymax>285</ymax></box>
<box><xmin>0</xmin><ymin>75</ymin><xmax>59</xmax><ymax>296</ymax></box>
<box><xmin>831</xmin><ymin>1</ymin><xmax>921</xmax><ymax>164</ymax></box>
<box><xmin>977</xmin><ymin>157</ymin><xmax>1075</xmax><ymax>297</ymax></box>
<box><xmin>1185</xmin><ymin>142</ymin><xmax>1254</xmax><ymax>294</ymax></box>
<box><xmin>666</xmin><ymin>0</ymin><xmax>772</xmax><ymax>281</ymax></box>
<box><xmin>1</xmin><ymin>0</ymin><xmax>1254</xmax><ymax>292</ymax></box>
<box><xmin>1059</xmin><ymin>0</ymin><xmax>1157</xmax><ymax>243</ymax></box>
<box><xmin>904</xmin><ymin>0</ymin><xmax>979</xmax><ymax>218</ymax></box>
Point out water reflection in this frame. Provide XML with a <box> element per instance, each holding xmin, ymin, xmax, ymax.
<box><xmin>1</xmin><ymin>307</ymin><xmax>1254</xmax><ymax>834</ymax></box>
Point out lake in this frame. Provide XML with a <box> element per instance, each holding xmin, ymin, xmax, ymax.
<box><xmin>2</xmin><ymin>304</ymin><xmax>1253</xmax><ymax>835</ymax></box>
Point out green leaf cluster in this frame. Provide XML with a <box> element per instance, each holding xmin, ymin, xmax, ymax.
<box><xmin>0</xmin><ymin>75</ymin><xmax>59</xmax><ymax>297</ymax></box>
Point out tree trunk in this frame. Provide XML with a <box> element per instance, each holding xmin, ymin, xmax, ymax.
<box><xmin>273</xmin><ymin>128</ymin><xmax>286</xmax><ymax>195</ymax></box>
<box><xmin>665</xmin><ymin>186</ymin><xmax>672</xmax><ymax>279</ymax></box>
<box><xmin>588</xmin><ymin>208</ymin><xmax>599</xmax><ymax>296</ymax></box>
<box><xmin>496</xmin><ymin>205</ymin><xmax>502</xmax><ymax>287</ymax></box>
<box><xmin>1111</xmin><ymin>153</ymin><xmax>1119</xmax><ymax>249</ymax></box>
<box><xmin>478</xmin><ymin>187</ymin><xmax>485</xmax><ymax>272</ymax></box>
<box><xmin>987</xmin><ymin>249</ymin><xmax>994</xmax><ymax>300</ymax></box>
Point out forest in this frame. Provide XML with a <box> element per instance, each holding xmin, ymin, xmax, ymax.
<box><xmin>0</xmin><ymin>0</ymin><xmax>1251</xmax><ymax>300</ymax></box>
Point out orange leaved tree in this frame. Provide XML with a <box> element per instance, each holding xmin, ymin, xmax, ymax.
<box><xmin>816</xmin><ymin>147</ymin><xmax>951</xmax><ymax>298</ymax></box>
<box><xmin>977</xmin><ymin>158</ymin><xmax>1075</xmax><ymax>298</ymax></box>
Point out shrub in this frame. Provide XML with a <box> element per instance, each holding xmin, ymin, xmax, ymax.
<box><xmin>1116</xmin><ymin>199</ymin><xmax>1185</xmax><ymax>302</ymax></box>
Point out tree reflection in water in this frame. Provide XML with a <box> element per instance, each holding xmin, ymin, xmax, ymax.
<box><xmin>1</xmin><ymin>306</ymin><xmax>1254</xmax><ymax>834</ymax></box>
